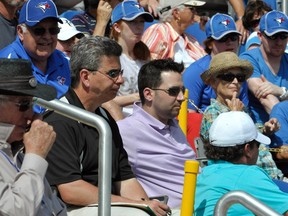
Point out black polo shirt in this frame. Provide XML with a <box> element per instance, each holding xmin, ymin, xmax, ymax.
<box><xmin>44</xmin><ymin>88</ymin><xmax>134</xmax><ymax>190</ymax></box>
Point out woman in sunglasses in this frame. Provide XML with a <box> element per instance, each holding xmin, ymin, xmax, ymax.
<box><xmin>242</xmin><ymin>0</ymin><xmax>272</xmax><ymax>51</ymax></box>
<box><xmin>199</xmin><ymin>51</ymin><xmax>287</xmax><ymax>182</ymax></box>
<box><xmin>183</xmin><ymin>13</ymin><xmax>246</xmax><ymax>114</ymax></box>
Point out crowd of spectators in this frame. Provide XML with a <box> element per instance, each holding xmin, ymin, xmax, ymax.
<box><xmin>0</xmin><ymin>0</ymin><xmax>288</xmax><ymax>215</ymax></box>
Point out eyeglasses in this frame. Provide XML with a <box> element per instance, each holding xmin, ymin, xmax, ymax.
<box><xmin>29</xmin><ymin>26</ymin><xmax>60</xmax><ymax>36</ymax></box>
<box><xmin>263</xmin><ymin>32</ymin><xmax>288</xmax><ymax>40</ymax></box>
<box><xmin>7</xmin><ymin>99</ymin><xmax>33</xmax><ymax>112</ymax></box>
<box><xmin>152</xmin><ymin>86</ymin><xmax>186</xmax><ymax>97</ymax></box>
<box><xmin>217</xmin><ymin>73</ymin><xmax>246</xmax><ymax>82</ymax></box>
<box><xmin>217</xmin><ymin>34</ymin><xmax>239</xmax><ymax>43</ymax></box>
<box><xmin>184</xmin><ymin>5</ymin><xmax>196</xmax><ymax>12</ymax></box>
<box><xmin>87</xmin><ymin>68</ymin><xmax>123</xmax><ymax>81</ymax></box>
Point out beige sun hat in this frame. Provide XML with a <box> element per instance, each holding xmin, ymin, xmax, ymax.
<box><xmin>201</xmin><ymin>51</ymin><xmax>253</xmax><ymax>85</ymax></box>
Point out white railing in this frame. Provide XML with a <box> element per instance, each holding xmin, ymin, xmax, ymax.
<box><xmin>214</xmin><ymin>190</ymin><xmax>281</xmax><ymax>216</ymax></box>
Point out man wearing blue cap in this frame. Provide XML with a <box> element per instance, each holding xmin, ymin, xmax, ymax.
<box><xmin>183</xmin><ymin>13</ymin><xmax>246</xmax><ymax>113</ymax></box>
<box><xmin>240</xmin><ymin>10</ymin><xmax>288</xmax><ymax>128</ymax></box>
<box><xmin>0</xmin><ymin>0</ymin><xmax>70</xmax><ymax>113</ymax></box>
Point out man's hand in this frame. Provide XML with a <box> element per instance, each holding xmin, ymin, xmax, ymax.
<box><xmin>255</xmin><ymin>75</ymin><xmax>283</xmax><ymax>98</ymax></box>
<box><xmin>23</xmin><ymin>119</ymin><xmax>56</xmax><ymax>159</ymax></box>
<box><xmin>139</xmin><ymin>0</ymin><xmax>159</xmax><ymax>17</ymax></box>
<box><xmin>263</xmin><ymin>117</ymin><xmax>280</xmax><ymax>135</ymax></box>
<box><xmin>225</xmin><ymin>91</ymin><xmax>244</xmax><ymax>111</ymax></box>
<box><xmin>96</xmin><ymin>0</ymin><xmax>112</xmax><ymax>25</ymax></box>
<box><xmin>143</xmin><ymin>199</ymin><xmax>171</xmax><ymax>216</ymax></box>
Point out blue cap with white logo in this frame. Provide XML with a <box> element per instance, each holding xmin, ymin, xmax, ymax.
<box><xmin>259</xmin><ymin>10</ymin><xmax>288</xmax><ymax>36</ymax></box>
<box><xmin>19</xmin><ymin>0</ymin><xmax>62</xmax><ymax>27</ymax></box>
<box><xmin>205</xmin><ymin>13</ymin><xmax>241</xmax><ymax>40</ymax></box>
<box><xmin>111</xmin><ymin>0</ymin><xmax>153</xmax><ymax>25</ymax></box>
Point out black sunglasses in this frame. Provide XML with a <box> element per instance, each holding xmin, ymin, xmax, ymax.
<box><xmin>217</xmin><ymin>33</ymin><xmax>239</xmax><ymax>43</ymax></box>
<box><xmin>29</xmin><ymin>26</ymin><xmax>60</xmax><ymax>36</ymax></box>
<box><xmin>263</xmin><ymin>32</ymin><xmax>288</xmax><ymax>40</ymax></box>
<box><xmin>152</xmin><ymin>86</ymin><xmax>186</xmax><ymax>97</ymax></box>
<box><xmin>97</xmin><ymin>69</ymin><xmax>124</xmax><ymax>79</ymax></box>
<box><xmin>217</xmin><ymin>73</ymin><xmax>246</xmax><ymax>82</ymax></box>
<box><xmin>11</xmin><ymin>99</ymin><xmax>33</xmax><ymax>112</ymax></box>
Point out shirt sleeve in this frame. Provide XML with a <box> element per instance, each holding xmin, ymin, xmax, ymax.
<box><xmin>0</xmin><ymin>153</ymin><xmax>47</xmax><ymax>216</ymax></box>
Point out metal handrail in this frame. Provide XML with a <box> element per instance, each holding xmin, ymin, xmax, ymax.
<box><xmin>33</xmin><ymin>97</ymin><xmax>112</xmax><ymax>216</ymax></box>
<box><xmin>214</xmin><ymin>190</ymin><xmax>281</xmax><ymax>216</ymax></box>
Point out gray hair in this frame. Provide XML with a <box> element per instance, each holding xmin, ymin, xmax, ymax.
<box><xmin>70</xmin><ymin>36</ymin><xmax>122</xmax><ymax>88</ymax></box>
<box><xmin>158</xmin><ymin>5</ymin><xmax>186</xmax><ymax>22</ymax></box>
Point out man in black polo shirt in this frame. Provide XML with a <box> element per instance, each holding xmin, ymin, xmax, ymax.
<box><xmin>44</xmin><ymin>36</ymin><xmax>170</xmax><ymax>216</ymax></box>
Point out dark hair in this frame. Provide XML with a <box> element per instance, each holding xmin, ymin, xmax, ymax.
<box><xmin>70</xmin><ymin>36</ymin><xmax>122</xmax><ymax>88</ymax></box>
<box><xmin>203</xmin><ymin>37</ymin><xmax>214</xmax><ymax>55</ymax></box>
<box><xmin>84</xmin><ymin>0</ymin><xmax>100</xmax><ymax>10</ymax></box>
<box><xmin>242</xmin><ymin>0</ymin><xmax>272</xmax><ymax>31</ymax></box>
<box><xmin>138</xmin><ymin>59</ymin><xmax>184</xmax><ymax>104</ymax></box>
<box><xmin>204</xmin><ymin>139</ymin><xmax>259</xmax><ymax>162</ymax></box>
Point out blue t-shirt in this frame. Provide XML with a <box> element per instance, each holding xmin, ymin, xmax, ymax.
<box><xmin>194</xmin><ymin>160</ymin><xmax>288</xmax><ymax>216</ymax></box>
<box><xmin>240</xmin><ymin>48</ymin><xmax>288</xmax><ymax>124</ymax></box>
<box><xmin>270</xmin><ymin>101</ymin><xmax>288</xmax><ymax>147</ymax></box>
<box><xmin>183</xmin><ymin>55</ymin><xmax>249</xmax><ymax>112</ymax></box>
<box><xmin>0</xmin><ymin>37</ymin><xmax>71</xmax><ymax>112</ymax></box>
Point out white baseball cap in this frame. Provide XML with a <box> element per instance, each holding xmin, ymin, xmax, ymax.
<box><xmin>209</xmin><ymin>111</ymin><xmax>271</xmax><ymax>147</ymax></box>
<box><xmin>58</xmin><ymin>17</ymin><xmax>84</xmax><ymax>41</ymax></box>
<box><xmin>158</xmin><ymin>0</ymin><xmax>205</xmax><ymax>14</ymax></box>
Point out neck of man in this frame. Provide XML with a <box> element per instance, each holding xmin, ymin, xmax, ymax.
<box><xmin>32</xmin><ymin>59</ymin><xmax>48</xmax><ymax>74</ymax></box>
<box><xmin>169</xmin><ymin>20</ymin><xmax>185</xmax><ymax>36</ymax></box>
<box><xmin>73</xmin><ymin>87</ymin><xmax>102</xmax><ymax>113</ymax></box>
<box><xmin>0</xmin><ymin>1</ymin><xmax>17</xmax><ymax>20</ymax></box>
<box><xmin>142</xmin><ymin>103</ymin><xmax>169</xmax><ymax>125</ymax></box>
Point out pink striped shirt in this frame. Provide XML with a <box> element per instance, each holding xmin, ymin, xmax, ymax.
<box><xmin>142</xmin><ymin>22</ymin><xmax>206</xmax><ymax>61</ymax></box>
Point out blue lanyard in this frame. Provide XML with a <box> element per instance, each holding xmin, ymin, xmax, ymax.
<box><xmin>0</xmin><ymin>150</ymin><xmax>20</xmax><ymax>172</ymax></box>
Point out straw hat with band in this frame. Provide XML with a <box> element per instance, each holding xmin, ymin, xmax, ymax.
<box><xmin>0</xmin><ymin>58</ymin><xmax>56</xmax><ymax>101</ymax></box>
<box><xmin>201</xmin><ymin>51</ymin><xmax>253</xmax><ymax>85</ymax></box>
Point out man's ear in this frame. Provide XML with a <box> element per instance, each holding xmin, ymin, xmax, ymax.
<box><xmin>143</xmin><ymin>87</ymin><xmax>153</xmax><ymax>102</ymax></box>
<box><xmin>79</xmin><ymin>69</ymin><xmax>91</xmax><ymax>88</ymax></box>
<box><xmin>244</xmin><ymin>143</ymin><xmax>253</xmax><ymax>158</ymax></box>
<box><xmin>17</xmin><ymin>25</ymin><xmax>25</xmax><ymax>42</ymax></box>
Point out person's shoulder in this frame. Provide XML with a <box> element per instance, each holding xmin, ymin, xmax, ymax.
<box><xmin>184</xmin><ymin>55</ymin><xmax>210</xmax><ymax>75</ymax></box>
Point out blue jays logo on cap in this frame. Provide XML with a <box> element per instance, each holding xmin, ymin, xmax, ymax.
<box><xmin>220</xmin><ymin>19</ymin><xmax>231</xmax><ymax>27</ymax></box>
<box><xmin>260</xmin><ymin>10</ymin><xmax>288</xmax><ymax>36</ymax></box>
<box><xmin>275</xmin><ymin>17</ymin><xmax>285</xmax><ymax>25</ymax></box>
<box><xmin>36</xmin><ymin>2</ymin><xmax>51</xmax><ymax>13</ymax></box>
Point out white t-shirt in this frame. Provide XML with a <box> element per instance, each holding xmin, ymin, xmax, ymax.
<box><xmin>174</xmin><ymin>36</ymin><xmax>195</xmax><ymax>68</ymax></box>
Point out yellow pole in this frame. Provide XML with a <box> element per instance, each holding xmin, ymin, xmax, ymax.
<box><xmin>180</xmin><ymin>160</ymin><xmax>199</xmax><ymax>216</ymax></box>
<box><xmin>179</xmin><ymin>89</ymin><xmax>188</xmax><ymax>136</ymax></box>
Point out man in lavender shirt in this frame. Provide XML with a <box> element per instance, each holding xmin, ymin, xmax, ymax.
<box><xmin>117</xmin><ymin>59</ymin><xmax>196</xmax><ymax>208</ymax></box>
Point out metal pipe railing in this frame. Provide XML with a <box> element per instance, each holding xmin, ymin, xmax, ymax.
<box><xmin>214</xmin><ymin>190</ymin><xmax>281</xmax><ymax>216</ymax></box>
<box><xmin>33</xmin><ymin>97</ymin><xmax>112</xmax><ymax>216</ymax></box>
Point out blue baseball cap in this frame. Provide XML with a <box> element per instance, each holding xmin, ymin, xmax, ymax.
<box><xmin>19</xmin><ymin>0</ymin><xmax>62</xmax><ymax>27</ymax></box>
<box><xmin>205</xmin><ymin>13</ymin><xmax>241</xmax><ymax>40</ymax></box>
<box><xmin>259</xmin><ymin>10</ymin><xmax>288</xmax><ymax>36</ymax></box>
<box><xmin>111</xmin><ymin>0</ymin><xmax>154</xmax><ymax>25</ymax></box>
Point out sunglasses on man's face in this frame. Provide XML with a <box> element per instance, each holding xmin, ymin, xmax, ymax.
<box><xmin>152</xmin><ymin>86</ymin><xmax>186</xmax><ymax>97</ymax></box>
<box><xmin>217</xmin><ymin>34</ymin><xmax>239</xmax><ymax>43</ymax></box>
<box><xmin>29</xmin><ymin>26</ymin><xmax>60</xmax><ymax>36</ymax></box>
<box><xmin>217</xmin><ymin>73</ymin><xmax>246</xmax><ymax>82</ymax></box>
<box><xmin>263</xmin><ymin>32</ymin><xmax>288</xmax><ymax>40</ymax></box>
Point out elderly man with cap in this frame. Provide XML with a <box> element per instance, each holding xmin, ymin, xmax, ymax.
<box><xmin>0</xmin><ymin>58</ymin><xmax>66</xmax><ymax>215</ymax></box>
<box><xmin>183</xmin><ymin>13</ymin><xmax>248</xmax><ymax>113</ymax></box>
<box><xmin>200</xmin><ymin>51</ymin><xmax>285</xmax><ymax>182</ymax></box>
<box><xmin>56</xmin><ymin>17</ymin><xmax>84</xmax><ymax>58</ymax></box>
<box><xmin>0</xmin><ymin>0</ymin><xmax>70</xmax><ymax>112</ymax></box>
<box><xmin>194</xmin><ymin>111</ymin><xmax>288</xmax><ymax>216</ymax></box>
<box><xmin>141</xmin><ymin>0</ymin><xmax>206</xmax><ymax>68</ymax></box>
<box><xmin>240</xmin><ymin>10</ymin><xmax>288</xmax><ymax>128</ymax></box>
